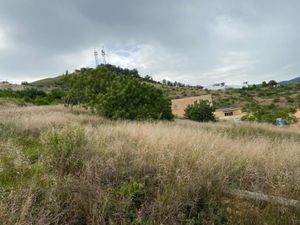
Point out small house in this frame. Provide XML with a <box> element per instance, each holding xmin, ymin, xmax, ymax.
<box><xmin>295</xmin><ymin>109</ymin><xmax>300</xmax><ymax>120</ymax></box>
<box><xmin>214</xmin><ymin>106</ymin><xmax>244</xmax><ymax>120</ymax></box>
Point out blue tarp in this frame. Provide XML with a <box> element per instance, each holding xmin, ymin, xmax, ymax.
<box><xmin>275</xmin><ymin>120</ymin><xmax>287</xmax><ymax>127</ymax></box>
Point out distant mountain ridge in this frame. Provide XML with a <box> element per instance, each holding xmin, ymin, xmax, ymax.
<box><xmin>279</xmin><ymin>76</ymin><xmax>300</xmax><ymax>85</ymax></box>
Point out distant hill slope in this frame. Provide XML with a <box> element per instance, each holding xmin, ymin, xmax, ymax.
<box><xmin>31</xmin><ymin>75</ymin><xmax>208</xmax><ymax>99</ymax></box>
<box><xmin>30</xmin><ymin>75</ymin><xmax>64</xmax><ymax>88</ymax></box>
<box><xmin>279</xmin><ymin>77</ymin><xmax>300</xmax><ymax>85</ymax></box>
<box><xmin>0</xmin><ymin>82</ymin><xmax>24</xmax><ymax>91</ymax></box>
<box><xmin>29</xmin><ymin>66</ymin><xmax>300</xmax><ymax>109</ymax></box>
<box><xmin>30</xmin><ymin>66</ymin><xmax>208</xmax><ymax>99</ymax></box>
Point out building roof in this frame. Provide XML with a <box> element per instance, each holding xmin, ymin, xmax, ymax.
<box><xmin>215</xmin><ymin>106</ymin><xmax>241</xmax><ymax>112</ymax></box>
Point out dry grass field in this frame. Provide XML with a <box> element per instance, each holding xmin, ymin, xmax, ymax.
<box><xmin>0</xmin><ymin>105</ymin><xmax>300</xmax><ymax>224</ymax></box>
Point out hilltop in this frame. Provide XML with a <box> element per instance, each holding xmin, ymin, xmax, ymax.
<box><xmin>1</xmin><ymin>65</ymin><xmax>300</xmax><ymax>111</ymax></box>
<box><xmin>30</xmin><ymin>75</ymin><xmax>64</xmax><ymax>88</ymax></box>
<box><xmin>28</xmin><ymin>65</ymin><xmax>300</xmax><ymax>109</ymax></box>
<box><xmin>279</xmin><ymin>76</ymin><xmax>300</xmax><ymax>85</ymax></box>
<box><xmin>29</xmin><ymin>65</ymin><xmax>209</xmax><ymax>99</ymax></box>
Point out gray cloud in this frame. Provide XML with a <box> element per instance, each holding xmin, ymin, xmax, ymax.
<box><xmin>0</xmin><ymin>0</ymin><xmax>300</xmax><ymax>85</ymax></box>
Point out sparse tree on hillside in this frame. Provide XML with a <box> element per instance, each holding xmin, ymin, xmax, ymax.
<box><xmin>268</xmin><ymin>80</ymin><xmax>278</xmax><ymax>87</ymax></box>
<box><xmin>262</xmin><ymin>81</ymin><xmax>267</xmax><ymax>87</ymax></box>
<box><xmin>184</xmin><ymin>100</ymin><xmax>216</xmax><ymax>122</ymax></box>
<box><xmin>241</xmin><ymin>103</ymin><xmax>297</xmax><ymax>124</ymax></box>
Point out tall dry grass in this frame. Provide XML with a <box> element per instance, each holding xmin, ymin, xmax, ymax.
<box><xmin>0</xmin><ymin>105</ymin><xmax>299</xmax><ymax>224</ymax></box>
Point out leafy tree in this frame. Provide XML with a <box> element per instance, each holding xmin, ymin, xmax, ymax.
<box><xmin>184</xmin><ymin>100</ymin><xmax>216</xmax><ymax>122</ymax></box>
<box><xmin>268</xmin><ymin>80</ymin><xmax>278</xmax><ymax>87</ymax></box>
<box><xmin>21</xmin><ymin>81</ymin><xmax>29</xmax><ymax>85</ymax></box>
<box><xmin>0</xmin><ymin>87</ymin><xmax>62</xmax><ymax>105</ymax></box>
<box><xmin>241</xmin><ymin>102</ymin><xmax>297</xmax><ymax>124</ymax></box>
<box><xmin>49</xmin><ymin>88</ymin><xmax>64</xmax><ymax>100</ymax></box>
<box><xmin>262</xmin><ymin>81</ymin><xmax>267</xmax><ymax>87</ymax></box>
<box><xmin>63</xmin><ymin>65</ymin><xmax>174</xmax><ymax>121</ymax></box>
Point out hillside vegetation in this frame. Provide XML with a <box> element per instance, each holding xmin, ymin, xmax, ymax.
<box><xmin>0</xmin><ymin>104</ymin><xmax>300</xmax><ymax>224</ymax></box>
<box><xmin>212</xmin><ymin>83</ymin><xmax>300</xmax><ymax>109</ymax></box>
<box><xmin>29</xmin><ymin>66</ymin><xmax>208</xmax><ymax>100</ymax></box>
<box><xmin>28</xmin><ymin>65</ymin><xmax>300</xmax><ymax>109</ymax></box>
<box><xmin>63</xmin><ymin>66</ymin><xmax>173</xmax><ymax>120</ymax></box>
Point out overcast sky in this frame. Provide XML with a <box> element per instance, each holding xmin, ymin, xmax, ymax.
<box><xmin>0</xmin><ymin>0</ymin><xmax>300</xmax><ymax>85</ymax></box>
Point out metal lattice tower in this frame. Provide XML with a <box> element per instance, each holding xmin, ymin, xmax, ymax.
<box><xmin>243</xmin><ymin>81</ymin><xmax>249</xmax><ymax>87</ymax></box>
<box><xmin>101</xmin><ymin>47</ymin><xmax>107</xmax><ymax>64</ymax></box>
<box><xmin>94</xmin><ymin>49</ymin><xmax>99</xmax><ymax>67</ymax></box>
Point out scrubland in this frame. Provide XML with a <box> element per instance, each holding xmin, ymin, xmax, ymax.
<box><xmin>0</xmin><ymin>105</ymin><xmax>300</xmax><ymax>224</ymax></box>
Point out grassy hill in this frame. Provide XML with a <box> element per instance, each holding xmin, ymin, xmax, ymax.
<box><xmin>30</xmin><ymin>68</ymin><xmax>209</xmax><ymax>99</ymax></box>
<box><xmin>279</xmin><ymin>76</ymin><xmax>300</xmax><ymax>85</ymax></box>
<box><xmin>29</xmin><ymin>66</ymin><xmax>300</xmax><ymax>109</ymax></box>
<box><xmin>30</xmin><ymin>75</ymin><xmax>64</xmax><ymax>89</ymax></box>
<box><xmin>31</xmin><ymin>75</ymin><xmax>209</xmax><ymax>99</ymax></box>
<box><xmin>1</xmin><ymin>104</ymin><xmax>300</xmax><ymax>224</ymax></box>
<box><xmin>212</xmin><ymin>83</ymin><xmax>300</xmax><ymax>109</ymax></box>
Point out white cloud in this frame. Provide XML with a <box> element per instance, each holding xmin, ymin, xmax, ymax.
<box><xmin>213</xmin><ymin>16</ymin><xmax>248</xmax><ymax>40</ymax></box>
<box><xmin>203</xmin><ymin>51</ymin><xmax>258</xmax><ymax>85</ymax></box>
<box><xmin>106</xmin><ymin>44</ymin><xmax>183</xmax><ymax>80</ymax></box>
<box><xmin>1</xmin><ymin>1</ymin><xmax>300</xmax><ymax>85</ymax></box>
<box><xmin>57</xmin><ymin>48</ymin><xmax>95</xmax><ymax>70</ymax></box>
<box><xmin>0</xmin><ymin>29</ymin><xmax>8</xmax><ymax>49</ymax></box>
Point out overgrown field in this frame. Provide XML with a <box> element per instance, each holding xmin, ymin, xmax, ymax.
<box><xmin>0</xmin><ymin>105</ymin><xmax>300</xmax><ymax>224</ymax></box>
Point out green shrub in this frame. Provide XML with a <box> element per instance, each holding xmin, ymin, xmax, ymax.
<box><xmin>34</xmin><ymin>97</ymin><xmax>50</xmax><ymax>105</ymax></box>
<box><xmin>184</xmin><ymin>100</ymin><xmax>216</xmax><ymax>122</ymax></box>
<box><xmin>110</xmin><ymin>181</ymin><xmax>146</xmax><ymax>222</ymax></box>
<box><xmin>0</xmin><ymin>88</ymin><xmax>62</xmax><ymax>105</ymax></box>
<box><xmin>41</xmin><ymin>127</ymin><xmax>87</xmax><ymax>176</ymax></box>
<box><xmin>285</xmin><ymin>96</ymin><xmax>294</xmax><ymax>103</ymax></box>
<box><xmin>242</xmin><ymin>102</ymin><xmax>297</xmax><ymax>124</ymax></box>
<box><xmin>64</xmin><ymin>65</ymin><xmax>174</xmax><ymax>121</ymax></box>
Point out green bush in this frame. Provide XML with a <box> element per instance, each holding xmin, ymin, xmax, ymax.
<box><xmin>41</xmin><ymin>127</ymin><xmax>87</xmax><ymax>176</ymax></box>
<box><xmin>64</xmin><ymin>65</ymin><xmax>174</xmax><ymax>121</ymax></box>
<box><xmin>184</xmin><ymin>100</ymin><xmax>216</xmax><ymax>122</ymax></box>
<box><xmin>241</xmin><ymin>102</ymin><xmax>297</xmax><ymax>124</ymax></box>
<box><xmin>34</xmin><ymin>97</ymin><xmax>50</xmax><ymax>105</ymax></box>
<box><xmin>0</xmin><ymin>88</ymin><xmax>62</xmax><ymax>105</ymax></box>
<box><xmin>285</xmin><ymin>96</ymin><xmax>294</xmax><ymax>103</ymax></box>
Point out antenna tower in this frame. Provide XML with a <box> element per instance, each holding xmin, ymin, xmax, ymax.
<box><xmin>101</xmin><ymin>47</ymin><xmax>107</xmax><ymax>64</ymax></box>
<box><xmin>94</xmin><ymin>49</ymin><xmax>99</xmax><ymax>67</ymax></box>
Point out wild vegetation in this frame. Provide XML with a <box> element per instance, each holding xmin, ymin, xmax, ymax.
<box><xmin>241</xmin><ymin>102</ymin><xmax>297</xmax><ymax>124</ymax></box>
<box><xmin>0</xmin><ymin>88</ymin><xmax>63</xmax><ymax>106</ymax></box>
<box><xmin>0</xmin><ymin>104</ymin><xmax>299</xmax><ymax>224</ymax></box>
<box><xmin>2</xmin><ymin>65</ymin><xmax>299</xmax><ymax>124</ymax></box>
<box><xmin>212</xmin><ymin>82</ymin><xmax>300</xmax><ymax>109</ymax></box>
<box><xmin>63</xmin><ymin>66</ymin><xmax>173</xmax><ymax>120</ymax></box>
<box><xmin>184</xmin><ymin>100</ymin><xmax>216</xmax><ymax>122</ymax></box>
<box><xmin>9</xmin><ymin>65</ymin><xmax>296</xmax><ymax>121</ymax></box>
<box><xmin>28</xmin><ymin>69</ymin><xmax>300</xmax><ymax>110</ymax></box>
